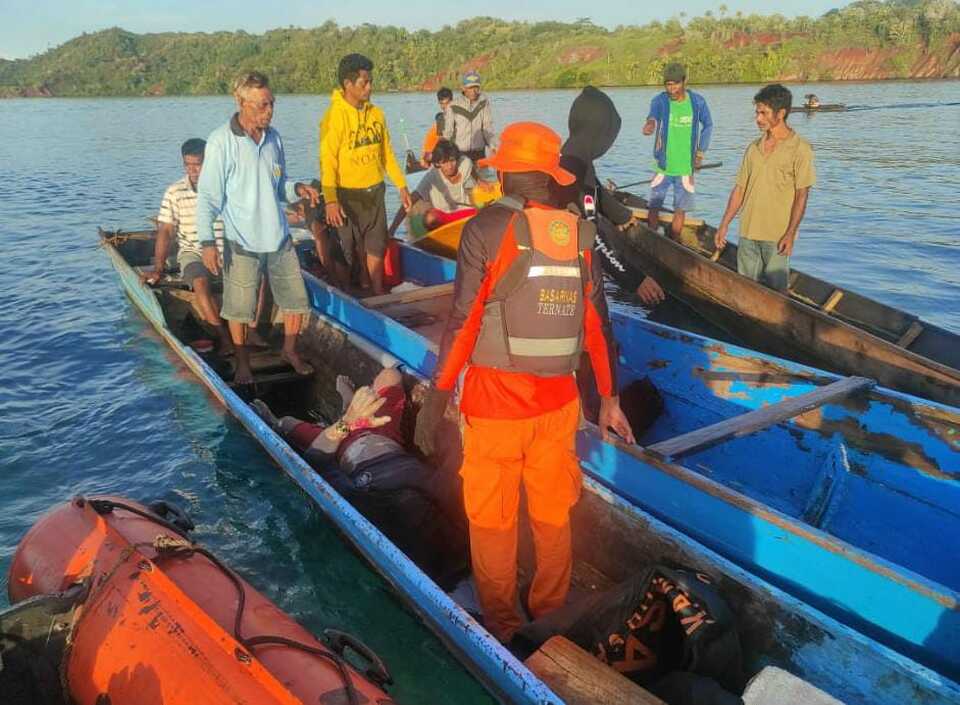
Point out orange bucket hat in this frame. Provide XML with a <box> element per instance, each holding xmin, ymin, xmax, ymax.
<box><xmin>479</xmin><ymin>122</ymin><xmax>575</xmax><ymax>186</ymax></box>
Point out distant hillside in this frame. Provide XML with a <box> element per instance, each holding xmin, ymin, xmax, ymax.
<box><xmin>2</xmin><ymin>1</ymin><xmax>960</xmax><ymax>97</ymax></box>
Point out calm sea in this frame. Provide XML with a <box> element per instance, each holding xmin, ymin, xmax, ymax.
<box><xmin>0</xmin><ymin>80</ymin><xmax>957</xmax><ymax>703</ymax></box>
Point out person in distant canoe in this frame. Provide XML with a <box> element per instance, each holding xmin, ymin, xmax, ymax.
<box><xmin>557</xmin><ymin>86</ymin><xmax>666</xmax><ymax>308</ymax></box>
<box><xmin>414</xmin><ymin>122</ymin><xmax>634</xmax><ymax>644</ymax></box>
<box><xmin>642</xmin><ymin>62</ymin><xmax>713</xmax><ymax>238</ymax></box>
<box><xmin>421</xmin><ymin>87</ymin><xmax>453</xmax><ymax>167</ymax></box>
<box><xmin>442</xmin><ymin>71</ymin><xmax>497</xmax><ymax>163</ymax></box>
<box><xmin>321</xmin><ymin>53</ymin><xmax>412</xmax><ymax>295</ymax></box>
<box><xmin>804</xmin><ymin>93</ymin><xmax>821</xmax><ymax>109</ymax></box>
<box><xmin>196</xmin><ymin>71</ymin><xmax>320</xmax><ymax>385</ymax></box>
<box><xmin>714</xmin><ymin>84</ymin><xmax>816</xmax><ymax>291</ymax></box>
<box><xmin>250</xmin><ymin>367</ymin><xmax>468</xmax><ymax>590</ymax></box>
<box><xmin>142</xmin><ymin>138</ymin><xmax>234</xmax><ymax>353</ymax></box>
<box><xmin>388</xmin><ymin>140</ymin><xmax>478</xmax><ymax>237</ymax></box>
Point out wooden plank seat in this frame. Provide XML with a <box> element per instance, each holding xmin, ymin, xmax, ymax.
<box><xmin>647</xmin><ymin>376</ymin><xmax>876</xmax><ymax>461</ymax></box>
<box><xmin>896</xmin><ymin>321</ymin><xmax>924</xmax><ymax>349</ymax></box>
<box><xmin>226</xmin><ymin>350</ymin><xmax>292</xmax><ymax>374</ymax></box>
<box><xmin>227</xmin><ymin>369</ymin><xmax>306</xmax><ymax>388</ymax></box>
<box><xmin>361</xmin><ymin>282</ymin><xmax>455</xmax><ymax>309</ymax></box>
<box><xmin>524</xmin><ymin>636</ymin><xmax>666</xmax><ymax>705</ymax></box>
<box><xmin>820</xmin><ymin>289</ymin><xmax>844</xmax><ymax>314</ymax></box>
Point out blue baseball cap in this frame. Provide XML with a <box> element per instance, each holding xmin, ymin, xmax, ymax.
<box><xmin>462</xmin><ymin>71</ymin><xmax>481</xmax><ymax>88</ymax></box>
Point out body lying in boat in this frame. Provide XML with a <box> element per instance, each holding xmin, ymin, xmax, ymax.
<box><xmin>250</xmin><ymin>368</ymin><xmax>469</xmax><ymax>591</ymax></box>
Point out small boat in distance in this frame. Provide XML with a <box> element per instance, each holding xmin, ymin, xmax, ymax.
<box><xmin>792</xmin><ymin>94</ymin><xmax>847</xmax><ymax>112</ymax></box>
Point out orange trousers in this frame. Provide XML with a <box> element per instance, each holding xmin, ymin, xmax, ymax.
<box><xmin>460</xmin><ymin>398</ymin><xmax>582</xmax><ymax>643</ymax></box>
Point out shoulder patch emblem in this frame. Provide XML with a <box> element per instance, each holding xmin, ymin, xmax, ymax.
<box><xmin>549</xmin><ymin>220</ymin><xmax>571</xmax><ymax>247</ymax></box>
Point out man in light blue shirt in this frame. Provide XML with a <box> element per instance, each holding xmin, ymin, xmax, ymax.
<box><xmin>197</xmin><ymin>71</ymin><xmax>319</xmax><ymax>384</ymax></box>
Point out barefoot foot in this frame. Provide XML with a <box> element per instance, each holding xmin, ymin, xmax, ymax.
<box><xmin>281</xmin><ymin>350</ymin><xmax>315</xmax><ymax>376</ymax></box>
<box><xmin>246</xmin><ymin>329</ymin><xmax>269</xmax><ymax>349</ymax></box>
<box><xmin>250</xmin><ymin>399</ymin><xmax>280</xmax><ymax>431</ymax></box>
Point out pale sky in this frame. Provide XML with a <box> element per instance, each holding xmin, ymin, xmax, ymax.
<box><xmin>0</xmin><ymin>1</ymin><xmax>850</xmax><ymax>60</ymax></box>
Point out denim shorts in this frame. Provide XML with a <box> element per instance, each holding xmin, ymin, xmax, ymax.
<box><xmin>736</xmin><ymin>237</ymin><xmax>790</xmax><ymax>291</ymax></box>
<box><xmin>221</xmin><ymin>238</ymin><xmax>310</xmax><ymax>322</ymax></box>
<box><xmin>649</xmin><ymin>173</ymin><xmax>695</xmax><ymax>212</ymax></box>
<box><xmin>177</xmin><ymin>250</ymin><xmax>217</xmax><ymax>290</ymax></box>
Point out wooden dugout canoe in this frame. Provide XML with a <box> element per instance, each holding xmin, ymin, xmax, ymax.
<box><xmin>605</xmin><ymin>188</ymin><xmax>960</xmax><ymax>408</ymax></box>
<box><xmin>790</xmin><ymin>103</ymin><xmax>847</xmax><ymax>113</ymax></box>
<box><xmin>101</xmin><ymin>227</ymin><xmax>960</xmax><ymax>703</ymax></box>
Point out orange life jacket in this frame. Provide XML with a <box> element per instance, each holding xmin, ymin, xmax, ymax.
<box><xmin>471</xmin><ymin>196</ymin><xmax>596</xmax><ymax>376</ymax></box>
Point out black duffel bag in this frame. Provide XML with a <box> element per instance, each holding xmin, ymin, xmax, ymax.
<box><xmin>513</xmin><ymin>564</ymin><xmax>744</xmax><ymax>704</ymax></box>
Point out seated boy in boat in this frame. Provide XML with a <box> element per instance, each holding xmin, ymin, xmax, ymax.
<box><xmin>421</xmin><ymin>87</ymin><xmax>453</xmax><ymax>168</ymax></box>
<box><xmin>142</xmin><ymin>138</ymin><xmax>234</xmax><ymax>353</ymax></box>
<box><xmin>388</xmin><ymin>139</ymin><xmax>480</xmax><ymax>237</ymax></box>
<box><xmin>251</xmin><ymin>367</ymin><xmax>469</xmax><ymax>589</ymax></box>
<box><xmin>804</xmin><ymin>93</ymin><xmax>820</xmax><ymax>109</ymax></box>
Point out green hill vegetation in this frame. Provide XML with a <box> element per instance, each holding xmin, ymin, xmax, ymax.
<box><xmin>2</xmin><ymin>0</ymin><xmax>959</xmax><ymax>97</ymax></box>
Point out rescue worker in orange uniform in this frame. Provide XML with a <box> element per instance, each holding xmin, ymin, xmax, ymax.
<box><xmin>414</xmin><ymin>121</ymin><xmax>636</xmax><ymax>643</ymax></box>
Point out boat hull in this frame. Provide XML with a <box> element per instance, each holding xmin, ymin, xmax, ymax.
<box><xmin>100</xmin><ymin>229</ymin><xmax>960</xmax><ymax>703</ymax></box>
<box><xmin>8</xmin><ymin>497</ymin><xmax>392</xmax><ymax>705</ymax></box>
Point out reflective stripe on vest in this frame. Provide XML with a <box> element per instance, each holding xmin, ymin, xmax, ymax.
<box><xmin>507</xmin><ymin>336</ymin><xmax>581</xmax><ymax>357</ymax></box>
<box><xmin>528</xmin><ymin>265</ymin><xmax>581</xmax><ymax>278</ymax></box>
<box><xmin>471</xmin><ymin>198</ymin><xmax>596</xmax><ymax>376</ymax></box>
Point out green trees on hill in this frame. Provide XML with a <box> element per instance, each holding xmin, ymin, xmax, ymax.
<box><xmin>1</xmin><ymin>1</ymin><xmax>959</xmax><ymax>97</ymax></box>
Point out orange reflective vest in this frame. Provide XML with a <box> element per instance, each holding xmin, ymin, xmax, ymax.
<box><xmin>471</xmin><ymin>196</ymin><xmax>596</xmax><ymax>376</ymax></box>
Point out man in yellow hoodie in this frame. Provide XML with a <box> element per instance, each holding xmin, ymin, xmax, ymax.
<box><xmin>321</xmin><ymin>53</ymin><xmax>411</xmax><ymax>294</ymax></box>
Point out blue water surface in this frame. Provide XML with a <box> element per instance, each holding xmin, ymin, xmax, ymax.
<box><xmin>0</xmin><ymin>80</ymin><xmax>958</xmax><ymax>703</ymax></box>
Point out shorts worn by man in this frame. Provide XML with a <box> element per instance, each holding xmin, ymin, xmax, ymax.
<box><xmin>642</xmin><ymin>62</ymin><xmax>713</xmax><ymax>238</ymax></box>
<box><xmin>442</xmin><ymin>71</ymin><xmax>497</xmax><ymax>163</ymax></box>
<box><xmin>414</xmin><ymin>122</ymin><xmax>635</xmax><ymax>644</ymax></box>
<box><xmin>144</xmin><ymin>138</ymin><xmax>231</xmax><ymax>352</ymax></box>
<box><xmin>196</xmin><ymin>71</ymin><xmax>320</xmax><ymax>384</ymax></box>
<box><xmin>715</xmin><ymin>84</ymin><xmax>816</xmax><ymax>291</ymax></box>
<box><xmin>320</xmin><ymin>53</ymin><xmax>411</xmax><ymax>295</ymax></box>
<box><xmin>251</xmin><ymin>368</ymin><xmax>468</xmax><ymax>589</ymax></box>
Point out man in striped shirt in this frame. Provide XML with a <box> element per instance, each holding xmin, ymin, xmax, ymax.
<box><xmin>144</xmin><ymin>138</ymin><xmax>232</xmax><ymax>352</ymax></box>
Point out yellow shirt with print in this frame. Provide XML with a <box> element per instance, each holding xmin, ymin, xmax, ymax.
<box><xmin>319</xmin><ymin>88</ymin><xmax>407</xmax><ymax>204</ymax></box>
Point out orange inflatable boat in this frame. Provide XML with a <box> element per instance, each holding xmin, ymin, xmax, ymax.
<box><xmin>7</xmin><ymin>496</ymin><xmax>395</xmax><ymax>705</ymax></box>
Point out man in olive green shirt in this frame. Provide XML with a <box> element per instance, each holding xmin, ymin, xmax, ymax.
<box><xmin>715</xmin><ymin>84</ymin><xmax>816</xmax><ymax>291</ymax></box>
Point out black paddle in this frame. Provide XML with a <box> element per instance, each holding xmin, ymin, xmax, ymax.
<box><xmin>611</xmin><ymin>162</ymin><xmax>723</xmax><ymax>192</ymax></box>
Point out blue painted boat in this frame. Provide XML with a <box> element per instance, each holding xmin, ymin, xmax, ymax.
<box><xmin>101</xmin><ymin>227</ymin><xmax>960</xmax><ymax>704</ymax></box>
<box><xmin>304</xmin><ymin>239</ymin><xmax>960</xmax><ymax>681</ymax></box>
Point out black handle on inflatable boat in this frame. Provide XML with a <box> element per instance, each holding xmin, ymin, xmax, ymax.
<box><xmin>146</xmin><ymin>499</ymin><xmax>196</xmax><ymax>533</ymax></box>
<box><xmin>324</xmin><ymin>628</ymin><xmax>394</xmax><ymax>687</ymax></box>
<box><xmin>81</xmin><ymin>496</ymin><xmax>192</xmax><ymax>539</ymax></box>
